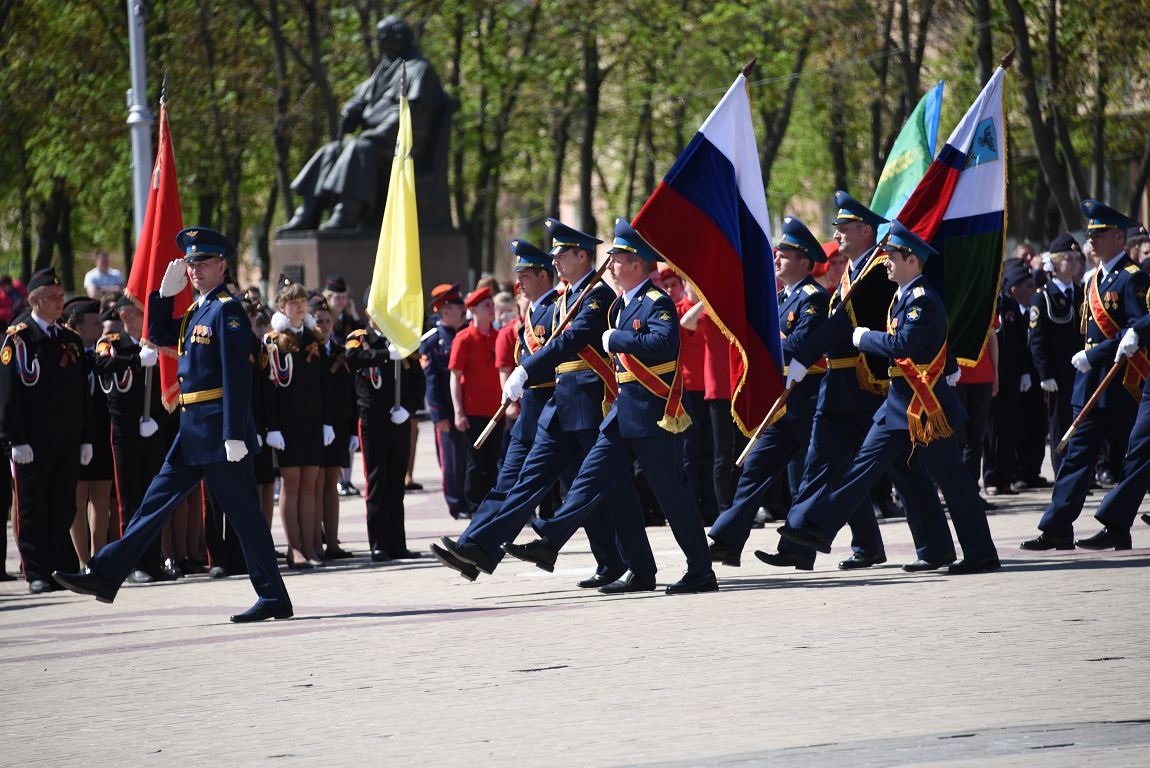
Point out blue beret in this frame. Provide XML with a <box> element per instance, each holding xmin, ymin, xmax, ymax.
<box><xmin>510</xmin><ymin>239</ymin><xmax>553</xmax><ymax>271</ymax></box>
<box><xmin>777</xmin><ymin>216</ymin><xmax>826</xmax><ymax>263</ymax></box>
<box><xmin>832</xmin><ymin>190</ymin><xmax>888</xmax><ymax>228</ymax></box>
<box><xmin>544</xmin><ymin>218</ymin><xmax>602</xmax><ymax>255</ymax></box>
<box><xmin>176</xmin><ymin>226</ymin><xmax>234</xmax><ymax>261</ymax></box>
<box><xmin>1081</xmin><ymin>199</ymin><xmax>1141</xmax><ymax>232</ymax></box>
<box><xmin>606</xmin><ymin>217</ymin><xmax>659</xmax><ymax>264</ymax></box>
<box><xmin>884</xmin><ymin>220</ymin><xmax>938</xmax><ymax>262</ymax></box>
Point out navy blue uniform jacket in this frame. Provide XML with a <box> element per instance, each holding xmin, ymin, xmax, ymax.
<box><xmin>778</xmin><ymin>275</ymin><xmax>829</xmax><ymax>421</ymax></box>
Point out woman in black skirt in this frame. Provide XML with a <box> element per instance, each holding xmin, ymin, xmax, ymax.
<box><xmin>311</xmin><ymin>296</ymin><xmax>357</xmax><ymax>559</ymax></box>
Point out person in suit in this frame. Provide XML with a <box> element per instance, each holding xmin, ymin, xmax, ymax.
<box><xmin>420</xmin><ymin>284</ymin><xmax>470</xmax><ymax>519</ymax></box>
<box><xmin>779</xmin><ymin>220</ymin><xmax>999</xmax><ymax>574</ymax></box>
<box><xmin>502</xmin><ymin>218</ymin><xmax>717</xmax><ymax>594</ymax></box>
<box><xmin>706</xmin><ymin>216</ymin><xmax>828</xmax><ymax>566</ymax></box>
<box><xmin>431</xmin><ymin>220</ymin><xmax>651</xmax><ymax>590</ymax></box>
<box><xmin>53</xmin><ymin>227</ymin><xmax>293</xmax><ymax>622</ymax></box>
<box><xmin>1022</xmin><ymin>200</ymin><xmax>1150</xmax><ymax>551</ymax></box>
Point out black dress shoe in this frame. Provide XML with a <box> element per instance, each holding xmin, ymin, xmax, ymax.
<box><xmin>838</xmin><ymin>551</ymin><xmax>888</xmax><ymax>570</ymax></box>
<box><xmin>405</xmin><ymin>481</ymin><xmax>423</xmax><ymax>491</ymax></box>
<box><xmin>128</xmin><ymin>569</ymin><xmax>155</xmax><ymax>584</ymax></box>
<box><xmin>1075</xmin><ymin>527</ymin><xmax>1133</xmax><ymax>551</ymax></box>
<box><xmin>1020</xmin><ymin>532</ymin><xmax>1075</xmax><ymax>551</ymax></box>
<box><xmin>229</xmin><ymin>602</ymin><xmax>294</xmax><ymax>623</ymax></box>
<box><xmin>599</xmin><ymin>573</ymin><xmax>657</xmax><ymax>594</ymax></box>
<box><xmin>753</xmin><ymin>550</ymin><xmax>814</xmax><ymax>571</ymax></box>
<box><xmin>370</xmin><ymin>550</ymin><xmax>392</xmax><ymax>563</ymax></box>
<box><xmin>902</xmin><ymin>558</ymin><xmax>955</xmax><ymax>572</ymax></box>
<box><xmin>501</xmin><ymin>538</ymin><xmax>558</xmax><ymax>572</ymax></box>
<box><xmin>1098</xmin><ymin>469</ymin><xmax>1118</xmax><ymax>486</ymax></box>
<box><xmin>440</xmin><ymin>537</ymin><xmax>495</xmax><ymax>575</ymax></box>
<box><xmin>324</xmin><ymin>547</ymin><xmax>355</xmax><ymax>560</ymax></box>
<box><xmin>387</xmin><ymin>550</ymin><xmax>424</xmax><ymax>560</ymax></box>
<box><xmin>428</xmin><ymin>543</ymin><xmax>479</xmax><ymax>582</ymax></box>
<box><xmin>28</xmin><ymin>579</ymin><xmax>55</xmax><ymax>594</ymax></box>
<box><xmin>708</xmin><ymin>540</ymin><xmax>741</xmax><ymax>567</ymax></box>
<box><xmin>665</xmin><ymin>570</ymin><xmax>719</xmax><ymax>595</ymax></box>
<box><xmin>947</xmin><ymin>558</ymin><xmax>1001</xmax><ymax>575</ymax></box>
<box><xmin>208</xmin><ymin>566</ymin><xmax>229</xmax><ymax>579</ymax></box>
<box><xmin>51</xmin><ymin>570</ymin><xmax>117</xmax><ymax>603</ymax></box>
<box><xmin>450</xmin><ymin>509</ymin><xmax>472</xmax><ymax>520</ymax></box>
<box><xmin>986</xmin><ymin>486</ymin><xmax>1018</xmax><ymax>496</ymax></box>
<box><xmin>777</xmin><ymin>525</ymin><xmax>832</xmax><ymax>554</ymax></box>
<box><xmin>577</xmin><ymin>570</ymin><xmax>626</xmax><ymax>589</ymax></box>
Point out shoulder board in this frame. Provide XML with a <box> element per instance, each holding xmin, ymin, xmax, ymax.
<box><xmin>216</xmin><ymin>291</ymin><xmax>233</xmax><ymax>302</ymax></box>
<box><xmin>1126</xmin><ymin>264</ymin><xmax>1141</xmax><ymax>274</ymax></box>
<box><xmin>103</xmin><ymin>332</ymin><xmax>121</xmax><ymax>342</ymax></box>
<box><xmin>6</xmin><ymin>322</ymin><xmax>27</xmax><ymax>336</ymax></box>
<box><xmin>912</xmin><ymin>286</ymin><xmax>925</xmax><ymax>298</ymax></box>
<box><xmin>645</xmin><ymin>288</ymin><xmax>662</xmax><ymax>300</ymax></box>
<box><xmin>802</xmin><ymin>284</ymin><xmax>817</xmax><ymax>295</ymax></box>
<box><xmin>421</xmin><ymin>328</ymin><xmax>438</xmax><ymax>342</ymax></box>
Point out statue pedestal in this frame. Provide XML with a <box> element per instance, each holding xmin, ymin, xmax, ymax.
<box><xmin>270</xmin><ymin>229</ymin><xmax>468</xmax><ymax>306</ymax></box>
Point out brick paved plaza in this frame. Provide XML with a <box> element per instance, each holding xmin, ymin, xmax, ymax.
<box><xmin>3</xmin><ymin>420</ymin><xmax>1149</xmax><ymax>767</ymax></box>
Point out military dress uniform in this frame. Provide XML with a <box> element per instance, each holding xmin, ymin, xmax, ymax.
<box><xmin>985</xmin><ymin>262</ymin><xmax>1033</xmax><ymax>493</ymax></box>
<box><xmin>420</xmin><ymin>287</ymin><xmax>469</xmax><ymax>518</ymax></box>
<box><xmin>1027</xmin><ymin>201</ymin><xmax>1150</xmax><ymax>547</ymax></box>
<box><xmin>782</xmin><ymin>221</ymin><xmax>999</xmax><ymax>573</ymax></box>
<box><xmin>0</xmin><ymin>269</ymin><xmax>92</xmax><ymax>591</ymax></box>
<box><xmin>265</xmin><ymin>318</ymin><xmax>333</xmax><ymax>468</ymax></box>
<box><xmin>708</xmin><ymin>217</ymin><xmax>829</xmax><ymax>562</ymax></box>
<box><xmin>53</xmin><ymin>228</ymin><xmax>291</xmax><ymax>619</ymax></box>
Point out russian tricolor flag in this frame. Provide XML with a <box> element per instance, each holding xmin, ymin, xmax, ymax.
<box><xmin>633</xmin><ymin>73</ymin><xmax>783</xmax><ymax>435</ymax></box>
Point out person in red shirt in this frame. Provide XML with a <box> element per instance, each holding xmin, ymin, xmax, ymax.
<box><xmin>449</xmin><ymin>287</ymin><xmax>503</xmax><ymax>511</ymax></box>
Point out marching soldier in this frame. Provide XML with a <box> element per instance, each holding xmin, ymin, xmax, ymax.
<box><xmin>501</xmin><ymin>218</ymin><xmax>715</xmax><ymax>594</ymax></box>
<box><xmin>779</xmin><ymin>221</ymin><xmax>999</xmax><ymax>574</ymax></box>
<box><xmin>0</xmin><ymin>268</ymin><xmax>93</xmax><ymax>593</ymax></box>
<box><xmin>420</xmin><ymin>283</ymin><xmax>470</xmax><ymax>519</ymax></box>
<box><xmin>1022</xmin><ymin>200</ymin><xmax>1150</xmax><ymax>551</ymax></box>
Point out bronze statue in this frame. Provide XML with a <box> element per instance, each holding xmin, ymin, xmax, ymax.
<box><xmin>280</xmin><ymin>16</ymin><xmax>450</xmax><ymax>233</ymax></box>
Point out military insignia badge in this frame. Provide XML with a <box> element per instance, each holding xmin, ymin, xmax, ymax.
<box><xmin>907</xmin><ymin>307</ymin><xmax>922</xmax><ymax>321</ymax></box>
<box><xmin>0</xmin><ymin>346</ymin><xmax>10</xmax><ymax>365</ymax></box>
<box><xmin>534</xmin><ymin>324</ymin><xmax>545</xmax><ymax>337</ymax></box>
<box><xmin>633</xmin><ymin>318</ymin><xmax>642</xmax><ymax>331</ymax></box>
<box><xmin>804</xmin><ymin>306</ymin><xmax>816</xmax><ymax>315</ymax></box>
<box><xmin>1029</xmin><ymin>305</ymin><xmax>1040</xmax><ymax>328</ymax></box>
<box><xmin>589</xmin><ymin>300</ymin><xmax>601</xmax><ymax>311</ymax></box>
<box><xmin>227</xmin><ymin>316</ymin><xmax>242</xmax><ymax>331</ymax></box>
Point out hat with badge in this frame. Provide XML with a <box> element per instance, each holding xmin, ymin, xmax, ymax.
<box><xmin>510</xmin><ymin>239</ymin><xmax>553</xmax><ymax>272</ymax></box>
<box><xmin>307</xmin><ymin>293</ymin><xmax>330</xmax><ymax>314</ymax></box>
<box><xmin>1048</xmin><ymin>232</ymin><xmax>1080</xmax><ymax>255</ymax></box>
<box><xmin>429</xmin><ymin>283</ymin><xmax>463</xmax><ymax>312</ymax></box>
<box><xmin>776</xmin><ymin>216</ymin><xmax>827</xmax><ymax>263</ymax></box>
<box><xmin>883</xmin><ymin>220</ymin><xmax>938</xmax><ymax>262</ymax></box>
<box><xmin>465</xmin><ymin>286</ymin><xmax>493</xmax><ymax>308</ymax></box>
<box><xmin>324</xmin><ymin>275</ymin><xmax>348</xmax><ymax>293</ymax></box>
<box><xmin>544</xmin><ymin>218</ymin><xmax>603</xmax><ymax>255</ymax></box>
<box><xmin>27</xmin><ymin>267</ymin><xmax>61</xmax><ymax>293</ymax></box>
<box><xmin>831</xmin><ymin>190</ymin><xmax>888</xmax><ymax>228</ymax></box>
<box><xmin>1002</xmin><ymin>258</ymin><xmax>1033</xmax><ymax>290</ymax></box>
<box><xmin>606</xmin><ymin>217</ymin><xmax>660</xmax><ymax>264</ymax></box>
<box><xmin>176</xmin><ymin>226</ymin><xmax>234</xmax><ymax>261</ymax></box>
<box><xmin>1081</xmin><ymin>199</ymin><xmax>1142</xmax><ymax>232</ymax></box>
<box><xmin>62</xmin><ymin>296</ymin><xmax>101</xmax><ymax>320</ymax></box>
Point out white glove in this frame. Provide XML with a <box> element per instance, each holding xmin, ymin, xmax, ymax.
<box><xmin>138</xmin><ymin>346</ymin><xmax>158</xmax><ymax>367</ymax></box>
<box><xmin>256</xmin><ymin>433</ymin><xmax>264</xmax><ymax>447</ymax></box>
<box><xmin>349</xmin><ymin>435</ymin><xmax>360</xmax><ymax>452</ymax></box>
<box><xmin>503</xmin><ymin>365</ymin><xmax>528</xmax><ymax>402</ymax></box>
<box><xmin>322</xmin><ymin>425</ymin><xmax>335</xmax><ymax>446</ymax></box>
<box><xmin>139</xmin><ymin>417</ymin><xmax>159</xmax><ymax>438</ymax></box>
<box><xmin>11</xmin><ymin>444</ymin><xmax>33</xmax><ymax>464</ymax></box>
<box><xmin>946</xmin><ymin>370</ymin><xmax>962</xmax><ymax>387</ymax></box>
<box><xmin>159</xmin><ymin>259</ymin><xmax>188</xmax><ymax>297</ymax></box>
<box><xmin>1071</xmin><ymin>350</ymin><xmax>1092</xmax><ymax>373</ymax></box>
<box><xmin>851</xmin><ymin>326</ymin><xmax>870</xmax><ymax>348</ymax></box>
<box><xmin>224</xmin><ymin>439</ymin><xmax>248</xmax><ymax>462</ymax></box>
<box><xmin>387</xmin><ymin>343</ymin><xmax>403</xmax><ymax>361</ymax></box>
<box><xmin>1040</xmin><ymin>378</ymin><xmax>1059</xmax><ymax>392</ymax></box>
<box><xmin>601</xmin><ymin>329</ymin><xmax>615</xmax><ymax>352</ymax></box>
<box><xmin>1117</xmin><ymin>327</ymin><xmax>1141</xmax><ymax>360</ymax></box>
<box><xmin>1019</xmin><ymin>373</ymin><xmax>1032</xmax><ymax>393</ymax></box>
<box><xmin>785</xmin><ymin>362</ymin><xmax>808</xmax><ymax>388</ymax></box>
<box><xmin>266</xmin><ymin>430</ymin><xmax>286</xmax><ymax>450</ymax></box>
<box><xmin>390</xmin><ymin>406</ymin><xmax>410</xmax><ymax>425</ymax></box>
<box><xmin>79</xmin><ymin>443</ymin><xmax>93</xmax><ymax>466</ymax></box>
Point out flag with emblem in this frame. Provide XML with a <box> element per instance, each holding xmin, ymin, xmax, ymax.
<box><xmin>124</xmin><ymin>99</ymin><xmax>191</xmax><ymax>411</ymax></box>
<box><xmin>632</xmin><ymin>72</ymin><xmax>783</xmax><ymax>435</ymax></box>
<box><xmin>870</xmin><ymin>80</ymin><xmax>944</xmax><ymax>227</ymax></box>
<box><xmin>897</xmin><ymin>67</ymin><xmax>1007</xmax><ymax>364</ymax></box>
<box><xmin>366</xmin><ymin>82</ymin><xmax>423</xmax><ymax>357</ymax></box>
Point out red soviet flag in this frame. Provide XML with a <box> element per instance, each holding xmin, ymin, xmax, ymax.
<box><xmin>124</xmin><ymin>100</ymin><xmax>191</xmax><ymax>411</ymax></box>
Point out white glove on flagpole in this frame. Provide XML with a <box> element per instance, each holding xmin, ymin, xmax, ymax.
<box><xmin>785</xmin><ymin>362</ymin><xmax>808</xmax><ymax>388</ymax></box>
<box><xmin>503</xmin><ymin>366</ymin><xmax>528</xmax><ymax>402</ymax></box>
<box><xmin>851</xmin><ymin>327</ymin><xmax>870</xmax><ymax>348</ymax></box>
<box><xmin>1040</xmin><ymin>378</ymin><xmax>1058</xmax><ymax>392</ymax></box>
<box><xmin>139</xmin><ymin>418</ymin><xmax>159</xmax><ymax>438</ymax></box>
<box><xmin>390</xmin><ymin>406</ymin><xmax>410</xmax><ymax>425</ymax></box>
<box><xmin>1117</xmin><ymin>327</ymin><xmax>1141</xmax><ymax>361</ymax></box>
<box><xmin>11</xmin><ymin>444</ymin><xmax>33</xmax><ymax>464</ymax></box>
<box><xmin>138</xmin><ymin>346</ymin><xmax>158</xmax><ymax>367</ymax></box>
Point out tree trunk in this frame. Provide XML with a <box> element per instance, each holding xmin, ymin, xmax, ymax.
<box><xmin>35</xmin><ymin>178</ymin><xmax>67</xmax><ymax>272</ymax></box>
<box><xmin>1127</xmin><ymin>132</ymin><xmax>1150</xmax><ymax>219</ymax></box>
<box><xmin>974</xmin><ymin>0</ymin><xmax>994</xmax><ymax>86</ymax></box>
<box><xmin>58</xmin><ymin>192</ymin><xmax>74</xmax><ymax>293</ymax></box>
<box><xmin>301</xmin><ymin>0</ymin><xmax>340</xmax><ymax>137</ymax></box>
<box><xmin>269</xmin><ymin>0</ymin><xmax>295</xmax><ymax>219</ymax></box>
<box><xmin>828</xmin><ymin>73</ymin><xmax>849</xmax><ymax>193</ymax></box>
<box><xmin>1090</xmin><ymin>61</ymin><xmax>1107</xmax><ymax>199</ymax></box>
<box><xmin>759</xmin><ymin>39</ymin><xmax>808</xmax><ymax>192</ymax></box>
<box><xmin>579</xmin><ymin>33</ymin><xmax>602</xmax><ymax>236</ymax></box>
<box><xmin>546</xmin><ymin>109</ymin><xmax>572</xmax><ymax>223</ymax></box>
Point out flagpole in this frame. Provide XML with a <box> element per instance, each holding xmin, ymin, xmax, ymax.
<box><xmin>126</xmin><ymin>0</ymin><xmax>153</xmax><ymax>239</ymax></box>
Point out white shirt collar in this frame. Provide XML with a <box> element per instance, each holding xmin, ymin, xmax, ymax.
<box><xmin>622</xmin><ymin>280</ymin><xmax>648</xmax><ymax>307</ymax></box>
<box><xmin>569</xmin><ymin>269</ymin><xmax>595</xmax><ymax>293</ymax></box>
<box><xmin>1100</xmin><ymin>252</ymin><xmax>1125</xmax><ymax>276</ymax></box>
<box><xmin>30</xmin><ymin>312</ymin><xmax>54</xmax><ymax>334</ymax></box>
<box><xmin>1051</xmin><ymin>277</ymin><xmax>1073</xmax><ymax>294</ymax></box>
<box><xmin>895</xmin><ymin>275</ymin><xmax>925</xmax><ymax>302</ymax></box>
<box><xmin>530</xmin><ymin>287</ymin><xmax>557</xmax><ymax>314</ymax></box>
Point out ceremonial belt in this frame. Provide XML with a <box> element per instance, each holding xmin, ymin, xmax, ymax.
<box><xmin>555</xmin><ymin>353</ymin><xmax>618</xmax><ymax>415</ymax></box>
<box><xmin>617</xmin><ymin>360</ymin><xmax>677</xmax><ymax>383</ymax></box>
<box><xmin>178</xmin><ymin>387</ymin><xmax>223</xmax><ymax>405</ymax></box>
<box><xmin>891</xmin><ymin>342</ymin><xmax>953</xmax><ymax>446</ymax></box>
<box><xmin>782</xmin><ymin>362</ymin><xmax>826</xmax><ymax>376</ymax></box>
<box><xmin>1086</xmin><ymin>274</ymin><xmax>1147</xmax><ymax>399</ymax></box>
<box><xmin>616</xmin><ymin>353</ymin><xmax>691</xmax><ymax>433</ymax></box>
<box><xmin>556</xmin><ymin>357</ymin><xmax>607</xmax><ymax>374</ymax></box>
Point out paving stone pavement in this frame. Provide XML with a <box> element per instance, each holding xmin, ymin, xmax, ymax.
<box><xmin>3</xmin><ymin>420</ymin><xmax>1149</xmax><ymax>767</ymax></box>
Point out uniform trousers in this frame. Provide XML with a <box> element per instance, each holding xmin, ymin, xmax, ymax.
<box><xmin>360</xmin><ymin>416</ymin><xmax>412</xmax><ymax>555</ymax></box>
<box><xmin>804</xmin><ymin>424</ymin><xmax>996</xmax><ymax>564</ymax></box>
<box><xmin>434</xmin><ymin>425</ymin><xmax>469</xmax><ymax>516</ymax></box>
<box><xmin>87</xmin><ymin>444</ymin><xmax>290</xmax><ymax>609</ymax></box>
<box><xmin>1094</xmin><ymin>385</ymin><xmax>1150</xmax><ymax>530</ymax></box>
<box><xmin>682</xmin><ymin>390</ymin><xmax>717</xmax><ymax>524</ymax></box>
<box><xmin>464</xmin><ymin>422</ymin><xmax>645</xmax><ymax>577</ymax></box>
<box><xmin>111</xmin><ymin>426</ymin><xmax>168</xmax><ymax>574</ymax></box>
<box><xmin>1039</xmin><ymin>399</ymin><xmax>1137</xmax><ymax>537</ymax></box>
<box><xmin>533</xmin><ymin>422</ymin><xmax>710</xmax><ymax>575</ymax></box>
<box><xmin>14</xmin><ymin>442</ymin><xmax>80</xmax><ymax>582</ymax></box>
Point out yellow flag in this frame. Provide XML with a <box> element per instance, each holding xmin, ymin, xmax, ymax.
<box><xmin>367</xmin><ymin>95</ymin><xmax>424</xmax><ymax>357</ymax></box>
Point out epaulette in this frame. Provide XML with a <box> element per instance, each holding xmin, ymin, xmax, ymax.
<box><xmin>6</xmin><ymin>322</ymin><xmax>26</xmax><ymax>336</ymax></box>
<box><xmin>802</xmin><ymin>284</ymin><xmax>817</xmax><ymax>295</ymax></box>
<box><xmin>102</xmin><ymin>332</ymin><xmax>121</xmax><ymax>342</ymax></box>
<box><xmin>216</xmin><ymin>291</ymin><xmax>233</xmax><ymax>302</ymax></box>
<box><xmin>420</xmin><ymin>328</ymin><xmax>438</xmax><ymax>342</ymax></box>
<box><xmin>912</xmin><ymin>286</ymin><xmax>925</xmax><ymax>298</ymax></box>
<box><xmin>645</xmin><ymin>288</ymin><xmax>662</xmax><ymax>300</ymax></box>
<box><xmin>1125</xmin><ymin>264</ymin><xmax>1141</xmax><ymax>274</ymax></box>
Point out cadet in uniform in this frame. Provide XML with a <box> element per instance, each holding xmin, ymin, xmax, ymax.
<box><xmin>502</xmin><ymin>218</ymin><xmax>716</xmax><ymax>594</ymax></box>
<box><xmin>706</xmin><ymin>216</ymin><xmax>828</xmax><ymax>566</ymax></box>
<box><xmin>420</xmin><ymin>284</ymin><xmax>470</xmax><ymax>519</ymax></box>
<box><xmin>1022</xmin><ymin>200</ymin><xmax>1150</xmax><ymax>551</ymax></box>
<box><xmin>1</xmin><ymin>268</ymin><xmax>93</xmax><ymax>593</ymax></box>
<box><xmin>53</xmin><ymin>227</ymin><xmax>293</xmax><ymax>622</ymax></box>
<box><xmin>312</xmin><ymin>294</ymin><xmax>357</xmax><ymax>559</ymax></box>
<box><xmin>780</xmin><ymin>221</ymin><xmax>999</xmax><ymax>574</ymax></box>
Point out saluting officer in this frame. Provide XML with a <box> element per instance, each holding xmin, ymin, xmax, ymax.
<box><xmin>779</xmin><ymin>220</ymin><xmax>999</xmax><ymax>574</ymax></box>
<box><xmin>706</xmin><ymin>216</ymin><xmax>828</xmax><ymax>566</ymax></box>
<box><xmin>53</xmin><ymin>227</ymin><xmax>293</xmax><ymax>622</ymax></box>
<box><xmin>502</xmin><ymin>218</ymin><xmax>716</xmax><ymax>595</ymax></box>
<box><xmin>0</xmin><ymin>268</ymin><xmax>94</xmax><ymax>594</ymax></box>
<box><xmin>420</xmin><ymin>284</ymin><xmax>470</xmax><ymax>519</ymax></box>
<box><xmin>1022</xmin><ymin>200</ymin><xmax>1150</xmax><ymax>551</ymax></box>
